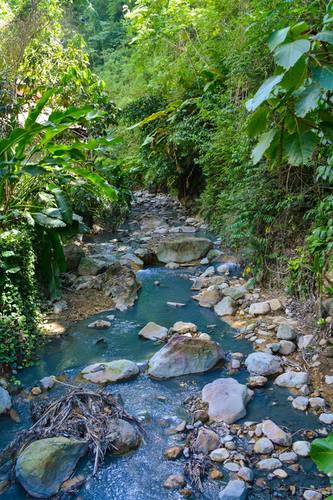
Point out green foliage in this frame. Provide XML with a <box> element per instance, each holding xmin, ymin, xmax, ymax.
<box><xmin>311</xmin><ymin>433</ymin><xmax>333</xmax><ymax>495</ymax></box>
<box><xmin>0</xmin><ymin>226</ymin><xmax>41</xmax><ymax>368</ymax></box>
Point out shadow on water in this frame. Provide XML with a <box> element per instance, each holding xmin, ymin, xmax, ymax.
<box><xmin>0</xmin><ymin>266</ymin><xmax>328</xmax><ymax>499</ymax></box>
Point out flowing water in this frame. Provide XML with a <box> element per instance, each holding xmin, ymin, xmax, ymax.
<box><xmin>0</xmin><ymin>263</ymin><xmax>328</xmax><ymax>499</ymax></box>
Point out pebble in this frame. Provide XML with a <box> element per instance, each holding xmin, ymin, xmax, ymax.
<box><xmin>224</xmin><ymin>462</ymin><xmax>240</xmax><ymax>472</ymax></box>
<box><xmin>278</xmin><ymin>451</ymin><xmax>297</xmax><ymax>463</ymax></box>
<box><xmin>273</xmin><ymin>468</ymin><xmax>288</xmax><ymax>479</ymax></box>
<box><xmin>325</xmin><ymin>376</ymin><xmax>333</xmax><ymax>385</ymax></box>
<box><xmin>31</xmin><ymin>387</ymin><xmax>42</xmax><ymax>396</ymax></box>
<box><xmin>219</xmin><ymin>479</ymin><xmax>247</xmax><ymax>500</ymax></box>
<box><xmin>254</xmin><ymin>437</ymin><xmax>274</xmax><ymax>454</ymax></box>
<box><xmin>210</xmin><ymin>468</ymin><xmax>223</xmax><ymax>480</ymax></box>
<box><xmin>210</xmin><ymin>448</ymin><xmax>230</xmax><ymax>462</ymax></box>
<box><xmin>256</xmin><ymin>458</ymin><xmax>282</xmax><ymax>470</ymax></box>
<box><xmin>164</xmin><ymin>446</ymin><xmax>183</xmax><ymax>460</ymax></box>
<box><xmin>309</xmin><ymin>397</ymin><xmax>325</xmax><ymax>409</ymax></box>
<box><xmin>292</xmin><ymin>441</ymin><xmax>311</xmax><ymax>457</ymax></box>
<box><xmin>303</xmin><ymin>491</ymin><xmax>323</xmax><ymax>500</ymax></box>
<box><xmin>319</xmin><ymin>413</ymin><xmax>333</xmax><ymax>424</ymax></box>
<box><xmin>163</xmin><ymin>474</ymin><xmax>186</xmax><ymax>489</ymax></box>
<box><xmin>40</xmin><ymin>376</ymin><xmax>56</xmax><ymax>390</ymax></box>
<box><xmin>237</xmin><ymin>466</ymin><xmax>253</xmax><ymax>482</ymax></box>
<box><xmin>292</xmin><ymin>396</ymin><xmax>309</xmax><ymax>411</ymax></box>
<box><xmin>262</xmin><ymin>420</ymin><xmax>292</xmax><ymax>446</ymax></box>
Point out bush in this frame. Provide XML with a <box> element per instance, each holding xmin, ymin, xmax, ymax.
<box><xmin>0</xmin><ymin>227</ymin><xmax>41</xmax><ymax>369</ymax></box>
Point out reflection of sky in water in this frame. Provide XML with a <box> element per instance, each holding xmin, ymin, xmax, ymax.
<box><xmin>0</xmin><ymin>267</ymin><xmax>328</xmax><ymax>499</ymax></box>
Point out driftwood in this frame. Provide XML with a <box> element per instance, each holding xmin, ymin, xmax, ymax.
<box><xmin>184</xmin><ymin>429</ymin><xmax>212</xmax><ymax>491</ymax></box>
<box><xmin>0</xmin><ymin>384</ymin><xmax>142</xmax><ymax>475</ymax></box>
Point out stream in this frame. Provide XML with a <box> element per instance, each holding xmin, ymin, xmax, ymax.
<box><xmin>0</xmin><ymin>193</ymin><xmax>329</xmax><ymax>499</ymax></box>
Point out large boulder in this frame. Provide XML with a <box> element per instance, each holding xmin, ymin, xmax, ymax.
<box><xmin>81</xmin><ymin>360</ymin><xmax>139</xmax><ymax>384</ymax></box>
<box><xmin>148</xmin><ymin>335</ymin><xmax>224</xmax><ymax>379</ymax></box>
<box><xmin>245</xmin><ymin>352</ymin><xmax>282</xmax><ymax>376</ymax></box>
<box><xmin>156</xmin><ymin>236</ymin><xmax>213</xmax><ymax>264</ymax></box>
<box><xmin>138</xmin><ymin>322</ymin><xmax>168</xmax><ymax>341</ymax></box>
<box><xmin>202</xmin><ymin>378</ymin><xmax>253</xmax><ymax>424</ymax></box>
<box><xmin>107</xmin><ymin>419</ymin><xmax>141</xmax><ymax>454</ymax></box>
<box><xmin>15</xmin><ymin>437</ymin><xmax>87</xmax><ymax>498</ymax></box>
<box><xmin>0</xmin><ymin>387</ymin><xmax>11</xmax><ymax>415</ymax></box>
<box><xmin>101</xmin><ymin>262</ymin><xmax>140</xmax><ymax>311</ymax></box>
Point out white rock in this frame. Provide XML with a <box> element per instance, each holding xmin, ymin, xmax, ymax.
<box><xmin>171</xmin><ymin>321</ymin><xmax>197</xmax><ymax>334</ymax></box>
<box><xmin>88</xmin><ymin>320</ymin><xmax>111</xmax><ymax>329</ymax></box>
<box><xmin>309</xmin><ymin>397</ymin><xmax>325</xmax><ymax>409</ymax></box>
<box><xmin>262</xmin><ymin>420</ymin><xmax>292</xmax><ymax>446</ymax></box>
<box><xmin>274</xmin><ymin>371</ymin><xmax>309</xmax><ymax>388</ymax></box>
<box><xmin>202</xmin><ymin>378</ymin><xmax>253</xmax><ymax>424</ymax></box>
<box><xmin>268</xmin><ymin>299</ymin><xmax>282</xmax><ymax>311</ymax></box>
<box><xmin>249</xmin><ymin>302</ymin><xmax>270</xmax><ymax>315</ymax></box>
<box><xmin>292</xmin><ymin>396</ymin><xmax>309</xmax><ymax>411</ymax></box>
<box><xmin>298</xmin><ymin>335</ymin><xmax>314</xmax><ymax>350</ymax></box>
<box><xmin>138</xmin><ymin>322</ymin><xmax>168</xmax><ymax>341</ymax></box>
<box><xmin>273</xmin><ymin>468</ymin><xmax>288</xmax><ymax>478</ymax></box>
<box><xmin>254</xmin><ymin>437</ymin><xmax>274</xmax><ymax>454</ymax></box>
<box><xmin>214</xmin><ymin>296</ymin><xmax>236</xmax><ymax>316</ymax></box>
<box><xmin>325</xmin><ymin>375</ymin><xmax>333</xmax><ymax>385</ymax></box>
<box><xmin>219</xmin><ymin>479</ymin><xmax>247</xmax><ymax>500</ymax></box>
<box><xmin>245</xmin><ymin>352</ymin><xmax>282</xmax><ymax>376</ymax></box>
<box><xmin>279</xmin><ymin>451</ymin><xmax>297</xmax><ymax>463</ymax></box>
<box><xmin>278</xmin><ymin>340</ymin><xmax>296</xmax><ymax>355</ymax></box>
<box><xmin>210</xmin><ymin>448</ymin><xmax>230</xmax><ymax>462</ymax></box>
<box><xmin>292</xmin><ymin>440</ymin><xmax>310</xmax><ymax>457</ymax></box>
<box><xmin>256</xmin><ymin>458</ymin><xmax>282</xmax><ymax>470</ymax></box>
<box><xmin>224</xmin><ymin>462</ymin><xmax>240</xmax><ymax>472</ymax></box>
<box><xmin>319</xmin><ymin>413</ymin><xmax>333</xmax><ymax>424</ymax></box>
<box><xmin>237</xmin><ymin>466</ymin><xmax>253</xmax><ymax>482</ymax></box>
<box><xmin>303</xmin><ymin>490</ymin><xmax>323</xmax><ymax>500</ymax></box>
<box><xmin>247</xmin><ymin>376</ymin><xmax>268</xmax><ymax>388</ymax></box>
<box><xmin>276</xmin><ymin>323</ymin><xmax>296</xmax><ymax>340</ymax></box>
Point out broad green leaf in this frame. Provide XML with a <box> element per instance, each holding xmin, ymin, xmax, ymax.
<box><xmin>247</xmin><ymin>107</ymin><xmax>268</xmax><ymax>137</ymax></box>
<box><xmin>246</xmin><ymin>75</ymin><xmax>283</xmax><ymax>111</ymax></box>
<box><xmin>285</xmin><ymin>130</ymin><xmax>319</xmax><ymax>165</ymax></box>
<box><xmin>6</xmin><ymin>267</ymin><xmax>20</xmax><ymax>274</ymax></box>
<box><xmin>274</xmin><ymin>40</ymin><xmax>311</xmax><ymax>70</ymax></box>
<box><xmin>2</xmin><ymin>251</ymin><xmax>15</xmax><ymax>257</ymax></box>
<box><xmin>53</xmin><ymin>188</ymin><xmax>73</xmax><ymax>225</ymax></box>
<box><xmin>311</xmin><ymin>434</ymin><xmax>333</xmax><ymax>477</ymax></box>
<box><xmin>34</xmin><ymin>213</ymin><xmax>67</xmax><ymax>228</ymax></box>
<box><xmin>295</xmin><ymin>83</ymin><xmax>322</xmax><ymax>117</ymax></box>
<box><xmin>268</xmin><ymin>27</ymin><xmax>290</xmax><ymax>52</ymax></box>
<box><xmin>291</xmin><ymin>22</ymin><xmax>309</xmax><ymax>36</ymax></box>
<box><xmin>251</xmin><ymin>129</ymin><xmax>278</xmax><ymax>164</ymax></box>
<box><xmin>313</xmin><ymin>65</ymin><xmax>333</xmax><ymax>90</ymax></box>
<box><xmin>314</xmin><ymin>31</ymin><xmax>333</xmax><ymax>44</ymax></box>
<box><xmin>281</xmin><ymin>57</ymin><xmax>307</xmax><ymax>90</ymax></box>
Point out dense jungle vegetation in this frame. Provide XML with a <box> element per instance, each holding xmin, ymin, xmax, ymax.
<box><xmin>0</xmin><ymin>0</ymin><xmax>333</xmax><ymax>368</ymax></box>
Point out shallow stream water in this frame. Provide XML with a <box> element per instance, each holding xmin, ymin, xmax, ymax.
<box><xmin>0</xmin><ymin>265</ymin><xmax>328</xmax><ymax>499</ymax></box>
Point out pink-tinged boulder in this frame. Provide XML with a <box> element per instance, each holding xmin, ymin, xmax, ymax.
<box><xmin>202</xmin><ymin>378</ymin><xmax>253</xmax><ymax>424</ymax></box>
<box><xmin>148</xmin><ymin>335</ymin><xmax>224</xmax><ymax>379</ymax></box>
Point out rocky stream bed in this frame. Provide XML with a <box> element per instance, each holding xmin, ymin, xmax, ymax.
<box><xmin>0</xmin><ymin>191</ymin><xmax>333</xmax><ymax>499</ymax></box>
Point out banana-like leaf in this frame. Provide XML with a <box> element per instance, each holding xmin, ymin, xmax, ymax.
<box><xmin>24</xmin><ymin>89</ymin><xmax>54</xmax><ymax>129</ymax></box>
<box><xmin>66</xmin><ymin>166</ymin><xmax>118</xmax><ymax>200</ymax></box>
<box><xmin>311</xmin><ymin>433</ymin><xmax>333</xmax><ymax>487</ymax></box>
<box><xmin>52</xmin><ymin>188</ymin><xmax>73</xmax><ymax>224</ymax></box>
